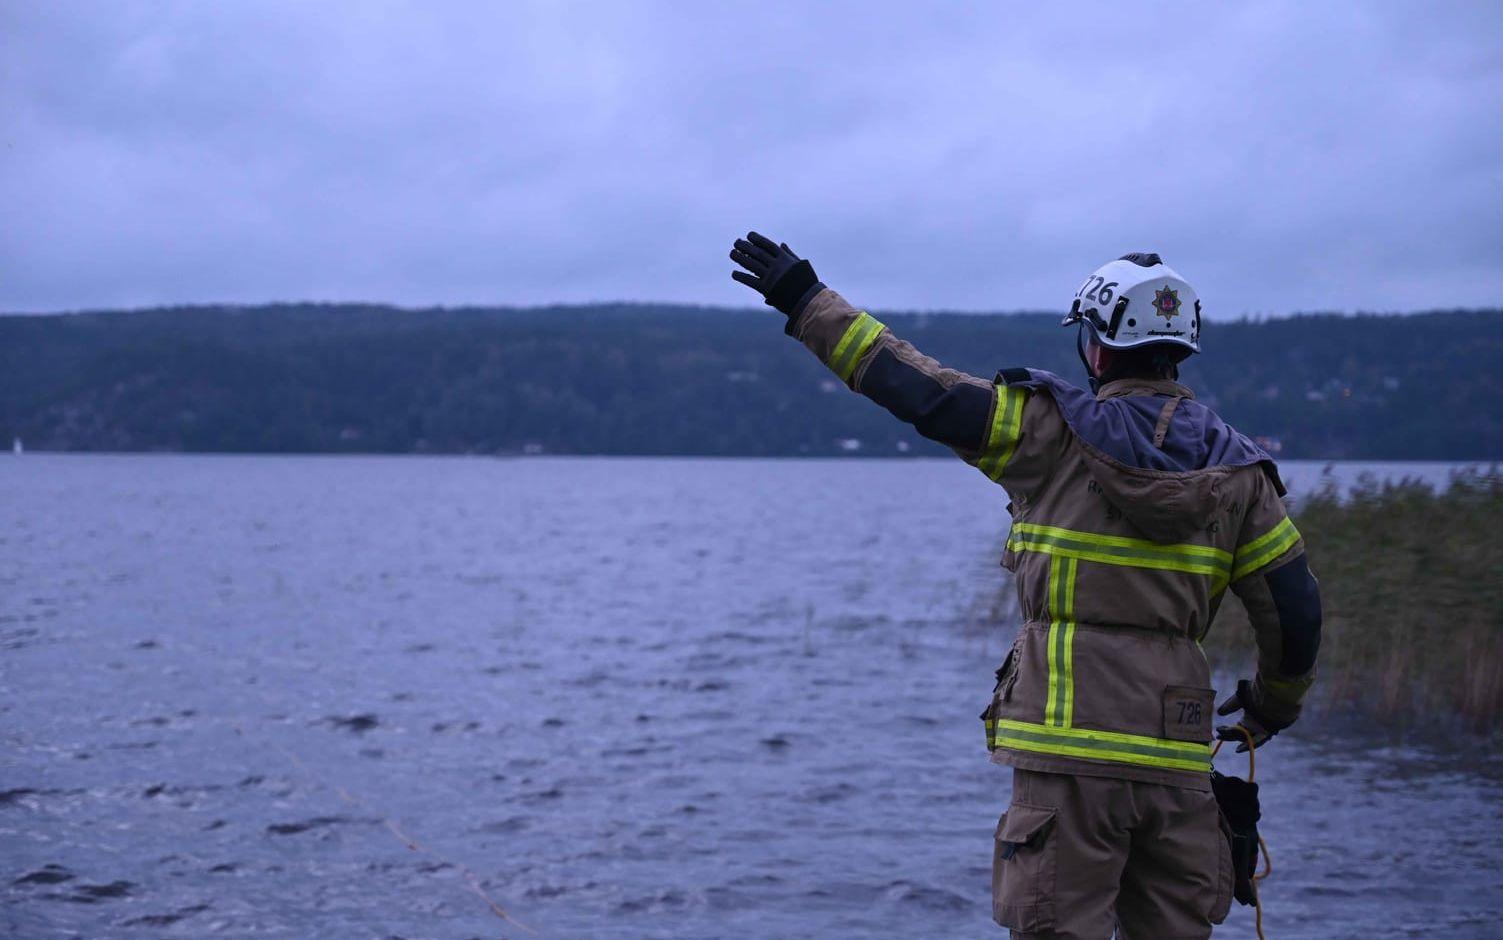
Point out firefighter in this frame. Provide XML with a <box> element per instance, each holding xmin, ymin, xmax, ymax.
<box><xmin>730</xmin><ymin>233</ymin><xmax>1322</xmax><ymax>939</ymax></box>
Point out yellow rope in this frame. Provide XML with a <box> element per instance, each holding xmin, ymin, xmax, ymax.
<box><xmin>1212</xmin><ymin>725</ymin><xmax>1270</xmax><ymax>940</ymax></box>
<box><xmin>232</xmin><ymin>723</ymin><xmax>533</xmax><ymax>934</ymax></box>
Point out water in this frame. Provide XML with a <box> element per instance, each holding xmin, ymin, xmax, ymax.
<box><xmin>2</xmin><ymin>455</ymin><xmax>1499</xmax><ymax>939</ymax></box>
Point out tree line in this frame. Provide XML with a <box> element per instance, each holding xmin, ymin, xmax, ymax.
<box><xmin>1</xmin><ymin>303</ymin><xmax>1499</xmax><ymax>459</ymax></box>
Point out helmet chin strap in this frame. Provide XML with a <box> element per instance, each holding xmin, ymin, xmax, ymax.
<box><xmin>1077</xmin><ymin>326</ymin><xmax>1102</xmax><ymax>393</ymax></box>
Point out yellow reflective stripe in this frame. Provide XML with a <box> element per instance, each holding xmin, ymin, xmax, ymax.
<box><xmin>825</xmin><ymin>314</ymin><xmax>867</xmax><ymax>376</ymax></box>
<box><xmin>1014</xmin><ymin>523</ymin><xmax>1230</xmax><ymax>564</ymax></box>
<box><xmin>826</xmin><ymin>312</ymin><xmax>885</xmax><ymax>383</ymax></box>
<box><xmin>1263</xmin><ymin>674</ymin><xmax>1313</xmax><ymax>698</ymax></box>
<box><xmin>1045</xmin><ymin>556</ymin><xmax>1062</xmax><ymax>726</ymax></box>
<box><xmin>1061</xmin><ymin>559</ymin><xmax>1077</xmax><ymax>728</ymax></box>
<box><xmin>978</xmin><ymin>385</ymin><xmax>1025</xmax><ymax>481</ymax></box>
<box><xmin>989</xmin><ymin>718</ymin><xmax>1212</xmax><ymax>773</ymax></box>
<box><xmin>1044</xmin><ymin>556</ymin><xmax>1078</xmax><ymax>728</ymax></box>
<box><xmin>1237</xmin><ymin>514</ymin><xmax>1295</xmax><ymax>557</ymax></box>
<box><xmin>1007</xmin><ymin>522</ymin><xmax>1231</xmax><ymax>588</ymax></box>
<box><xmin>1231</xmin><ymin>516</ymin><xmax>1301</xmax><ymax>582</ymax></box>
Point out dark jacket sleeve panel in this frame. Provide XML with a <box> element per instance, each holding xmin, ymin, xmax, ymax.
<box><xmin>1231</xmin><ymin>563</ymin><xmax>1318</xmax><ymax>724</ymax></box>
<box><xmin>789</xmin><ymin>287</ymin><xmax>1002</xmax><ymax>461</ymax></box>
<box><xmin>1229</xmin><ymin>471</ymin><xmax>1321</xmax><ymax>721</ymax></box>
<box><xmin>856</xmin><ymin>344</ymin><xmax>993</xmax><ymax>453</ymax></box>
<box><xmin>786</xmin><ymin>286</ymin><xmax>1073</xmax><ymax>499</ymax></box>
<box><xmin>1264</xmin><ymin>553</ymin><xmax>1322</xmax><ymax>676</ymax></box>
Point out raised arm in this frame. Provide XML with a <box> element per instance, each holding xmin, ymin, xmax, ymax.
<box><xmin>729</xmin><ymin>231</ymin><xmax>1033</xmax><ymax>483</ymax></box>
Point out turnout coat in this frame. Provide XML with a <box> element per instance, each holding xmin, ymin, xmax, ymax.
<box><xmin>787</xmin><ymin>288</ymin><xmax>1317</xmax><ymax>791</ymax></box>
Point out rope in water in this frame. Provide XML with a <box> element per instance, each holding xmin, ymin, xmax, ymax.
<box><xmin>231</xmin><ymin>722</ymin><xmax>534</xmax><ymax>935</ymax></box>
<box><xmin>1212</xmin><ymin>726</ymin><xmax>1270</xmax><ymax>940</ymax></box>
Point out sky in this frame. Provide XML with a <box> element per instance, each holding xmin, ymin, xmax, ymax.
<box><xmin>2</xmin><ymin>2</ymin><xmax>1500</xmax><ymax>315</ymax></box>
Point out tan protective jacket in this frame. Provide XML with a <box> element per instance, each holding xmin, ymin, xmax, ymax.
<box><xmin>788</xmin><ymin>288</ymin><xmax>1315</xmax><ymax>791</ymax></box>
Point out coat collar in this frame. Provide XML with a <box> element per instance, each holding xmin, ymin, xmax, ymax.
<box><xmin>1095</xmin><ymin>377</ymin><xmax>1196</xmax><ymax>402</ymax></box>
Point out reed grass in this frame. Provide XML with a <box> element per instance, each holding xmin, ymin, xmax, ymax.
<box><xmin>1204</xmin><ymin>469</ymin><xmax>1503</xmax><ymax>734</ymax></box>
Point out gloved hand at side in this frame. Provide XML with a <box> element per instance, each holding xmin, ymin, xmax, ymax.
<box><xmin>729</xmin><ymin>231</ymin><xmax>823</xmax><ymax>316</ymax></box>
<box><xmin>1215</xmin><ymin>678</ymin><xmax>1294</xmax><ymax>752</ymax></box>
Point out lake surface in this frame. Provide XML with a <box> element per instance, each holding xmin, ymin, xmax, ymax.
<box><xmin>3</xmin><ymin>456</ymin><xmax>1500</xmax><ymax>939</ymax></box>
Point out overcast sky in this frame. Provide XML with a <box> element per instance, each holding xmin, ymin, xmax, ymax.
<box><xmin>2</xmin><ymin>2</ymin><xmax>1500</xmax><ymax>315</ymax></box>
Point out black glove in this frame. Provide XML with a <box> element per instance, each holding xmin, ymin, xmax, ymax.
<box><xmin>1210</xmin><ymin>770</ymin><xmax>1262</xmax><ymax>906</ymax></box>
<box><xmin>729</xmin><ymin>231</ymin><xmax>822</xmax><ymax>316</ymax></box>
<box><xmin>1215</xmin><ymin>678</ymin><xmax>1292</xmax><ymax>752</ymax></box>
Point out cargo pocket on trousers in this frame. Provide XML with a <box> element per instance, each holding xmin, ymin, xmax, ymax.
<box><xmin>991</xmin><ymin>801</ymin><xmax>1057</xmax><ymax>931</ymax></box>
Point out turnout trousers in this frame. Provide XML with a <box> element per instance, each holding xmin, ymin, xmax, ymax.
<box><xmin>992</xmin><ymin>769</ymin><xmax>1233</xmax><ymax>939</ymax></box>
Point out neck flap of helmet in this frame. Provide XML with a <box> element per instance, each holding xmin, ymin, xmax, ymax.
<box><xmin>1077</xmin><ymin>324</ymin><xmax>1102</xmax><ymax>393</ymax></box>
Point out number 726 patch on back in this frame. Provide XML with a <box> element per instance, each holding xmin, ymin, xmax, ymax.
<box><xmin>1162</xmin><ymin>686</ymin><xmax>1216</xmax><ymax>743</ymax></box>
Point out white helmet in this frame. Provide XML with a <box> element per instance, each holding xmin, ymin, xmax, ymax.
<box><xmin>1061</xmin><ymin>252</ymin><xmax>1201</xmax><ymax>356</ymax></box>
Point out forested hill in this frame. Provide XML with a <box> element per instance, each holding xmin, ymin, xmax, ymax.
<box><xmin>2</xmin><ymin>304</ymin><xmax>1500</xmax><ymax>459</ymax></box>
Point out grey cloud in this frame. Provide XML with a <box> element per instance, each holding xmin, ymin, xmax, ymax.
<box><xmin>2</xmin><ymin>1</ymin><xmax>1500</xmax><ymax>314</ymax></box>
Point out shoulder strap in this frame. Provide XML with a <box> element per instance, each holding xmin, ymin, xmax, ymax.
<box><xmin>1152</xmin><ymin>396</ymin><xmax>1183</xmax><ymax>449</ymax></box>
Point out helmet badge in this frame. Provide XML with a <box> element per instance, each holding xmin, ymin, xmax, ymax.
<box><xmin>1152</xmin><ymin>285</ymin><xmax>1181</xmax><ymax>322</ymax></box>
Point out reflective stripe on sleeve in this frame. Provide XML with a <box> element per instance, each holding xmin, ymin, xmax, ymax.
<box><xmin>1262</xmin><ymin>673</ymin><xmax>1313</xmax><ymax>698</ymax></box>
<box><xmin>984</xmin><ymin>718</ymin><xmax>1212</xmax><ymax>773</ymax></box>
<box><xmin>977</xmin><ymin>385</ymin><xmax>1026</xmax><ymax>481</ymax></box>
<box><xmin>1232</xmin><ymin>516</ymin><xmax>1302</xmax><ymax>582</ymax></box>
<box><xmin>826</xmin><ymin>312</ymin><xmax>886</xmax><ymax>383</ymax></box>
